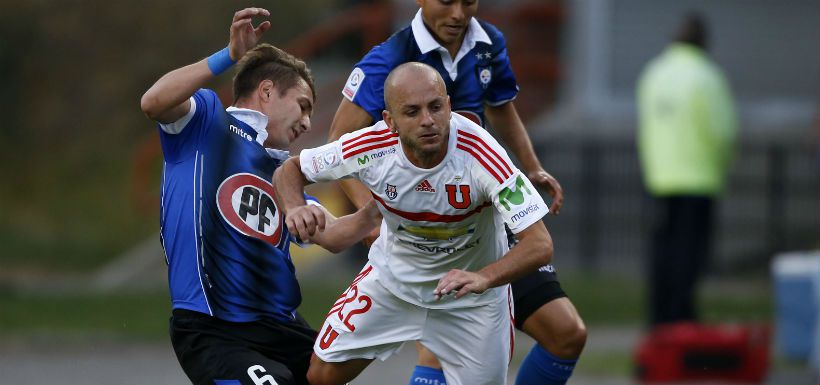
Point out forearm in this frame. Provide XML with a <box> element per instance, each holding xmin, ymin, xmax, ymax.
<box><xmin>309</xmin><ymin>201</ymin><xmax>381</xmax><ymax>252</ymax></box>
<box><xmin>140</xmin><ymin>59</ymin><xmax>214</xmax><ymax>123</ymax></box>
<box><xmin>273</xmin><ymin>158</ymin><xmax>310</xmax><ymax>213</ymax></box>
<box><xmin>339</xmin><ymin>179</ymin><xmax>376</xmax><ymax>209</ymax></box>
<box><xmin>486</xmin><ymin>102</ymin><xmax>543</xmax><ymax>174</ymax></box>
<box><xmin>477</xmin><ymin>222</ymin><xmax>553</xmax><ymax>288</ymax></box>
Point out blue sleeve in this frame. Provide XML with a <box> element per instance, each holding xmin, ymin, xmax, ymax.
<box><xmin>484</xmin><ymin>27</ymin><xmax>519</xmax><ymax>105</ymax></box>
<box><xmin>158</xmin><ymin>89</ymin><xmax>222</xmax><ymax>163</ymax></box>
<box><xmin>347</xmin><ymin>46</ymin><xmax>393</xmax><ymax>123</ymax></box>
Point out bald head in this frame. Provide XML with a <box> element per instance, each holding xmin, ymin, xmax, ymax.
<box><xmin>384</xmin><ymin>62</ymin><xmax>447</xmax><ymax>112</ymax></box>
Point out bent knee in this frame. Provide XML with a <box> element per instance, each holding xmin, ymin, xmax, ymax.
<box><xmin>556</xmin><ymin>321</ymin><xmax>587</xmax><ymax>357</ymax></box>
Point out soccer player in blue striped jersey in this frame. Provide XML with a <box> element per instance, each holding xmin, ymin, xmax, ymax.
<box><xmin>140</xmin><ymin>8</ymin><xmax>380</xmax><ymax>385</ymax></box>
<box><xmin>328</xmin><ymin>1</ymin><xmax>586</xmax><ymax>384</ymax></box>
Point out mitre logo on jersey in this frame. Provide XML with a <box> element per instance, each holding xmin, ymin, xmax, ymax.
<box><xmin>498</xmin><ymin>175</ymin><xmax>532</xmax><ymax>211</ymax></box>
<box><xmin>216</xmin><ymin>173</ymin><xmax>283</xmax><ymax>245</ymax></box>
<box><xmin>385</xmin><ymin>184</ymin><xmax>398</xmax><ymax>200</ymax></box>
<box><xmin>414</xmin><ymin>179</ymin><xmax>436</xmax><ymax>193</ymax></box>
<box><xmin>342</xmin><ymin>67</ymin><xmax>365</xmax><ymax>101</ymax></box>
<box><xmin>229</xmin><ymin>124</ymin><xmax>253</xmax><ymax>142</ymax></box>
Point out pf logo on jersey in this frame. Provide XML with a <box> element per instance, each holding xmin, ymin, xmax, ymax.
<box><xmin>217</xmin><ymin>173</ymin><xmax>283</xmax><ymax>245</ymax></box>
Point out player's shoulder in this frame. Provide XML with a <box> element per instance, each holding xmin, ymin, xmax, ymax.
<box><xmin>360</xmin><ymin>25</ymin><xmax>417</xmax><ymax>69</ymax></box>
<box><xmin>338</xmin><ymin>120</ymin><xmax>400</xmax><ymax>161</ymax></box>
<box><xmin>452</xmin><ymin>114</ymin><xmax>515</xmax><ymax>183</ymax></box>
<box><xmin>452</xmin><ymin>113</ymin><xmax>502</xmax><ymax>150</ymax></box>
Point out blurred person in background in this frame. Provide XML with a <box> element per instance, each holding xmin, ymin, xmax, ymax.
<box><xmin>139</xmin><ymin>8</ymin><xmax>380</xmax><ymax>385</ymax></box>
<box><xmin>327</xmin><ymin>1</ymin><xmax>586</xmax><ymax>385</ymax></box>
<box><xmin>637</xmin><ymin>11</ymin><xmax>737</xmax><ymax>328</ymax></box>
<box><xmin>275</xmin><ymin>62</ymin><xmax>554</xmax><ymax>385</ymax></box>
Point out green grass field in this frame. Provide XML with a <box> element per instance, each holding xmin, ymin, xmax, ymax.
<box><xmin>0</xmin><ymin>273</ymin><xmax>772</xmax><ymax>339</ymax></box>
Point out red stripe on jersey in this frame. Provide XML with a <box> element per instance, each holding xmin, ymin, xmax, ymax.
<box><xmin>456</xmin><ymin>143</ymin><xmax>503</xmax><ymax>183</ymax></box>
<box><xmin>371</xmin><ymin>193</ymin><xmax>491</xmax><ymax>222</ymax></box>
<box><xmin>341</xmin><ymin>132</ymin><xmax>398</xmax><ymax>153</ymax></box>
<box><xmin>457</xmin><ymin>130</ymin><xmax>514</xmax><ymax>176</ymax></box>
<box><xmin>457</xmin><ymin>137</ymin><xmax>511</xmax><ymax>181</ymax></box>
<box><xmin>342</xmin><ymin>140</ymin><xmax>399</xmax><ymax>159</ymax></box>
<box><xmin>342</xmin><ymin>128</ymin><xmax>392</xmax><ymax>146</ymax></box>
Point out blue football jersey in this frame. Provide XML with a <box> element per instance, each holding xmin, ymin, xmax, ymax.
<box><xmin>158</xmin><ymin>89</ymin><xmax>311</xmax><ymax>323</ymax></box>
<box><xmin>342</xmin><ymin>10</ymin><xmax>519</xmax><ymax>127</ymax></box>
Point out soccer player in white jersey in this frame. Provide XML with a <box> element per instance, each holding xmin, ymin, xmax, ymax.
<box><xmin>273</xmin><ymin>62</ymin><xmax>554</xmax><ymax>385</ymax></box>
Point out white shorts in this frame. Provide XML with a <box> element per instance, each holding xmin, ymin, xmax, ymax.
<box><xmin>314</xmin><ymin>264</ymin><xmax>514</xmax><ymax>385</ymax></box>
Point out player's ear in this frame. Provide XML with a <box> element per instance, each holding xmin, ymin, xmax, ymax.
<box><xmin>383</xmin><ymin>110</ymin><xmax>397</xmax><ymax>134</ymax></box>
<box><xmin>259</xmin><ymin>79</ymin><xmax>275</xmax><ymax>101</ymax></box>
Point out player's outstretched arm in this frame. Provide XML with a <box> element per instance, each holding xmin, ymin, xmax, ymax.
<box><xmin>485</xmin><ymin>102</ymin><xmax>564</xmax><ymax>214</ymax></box>
<box><xmin>306</xmin><ymin>200</ymin><xmax>383</xmax><ymax>253</ymax></box>
<box><xmin>328</xmin><ymin>98</ymin><xmax>381</xmax><ymax>246</ymax></box>
<box><xmin>434</xmin><ymin>220</ymin><xmax>553</xmax><ymax>300</ymax></box>
<box><xmin>140</xmin><ymin>7</ymin><xmax>271</xmax><ymax>123</ymax></box>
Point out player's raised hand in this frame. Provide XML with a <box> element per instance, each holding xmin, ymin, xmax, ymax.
<box><xmin>228</xmin><ymin>7</ymin><xmax>272</xmax><ymax>61</ymax></box>
<box><xmin>284</xmin><ymin>204</ymin><xmax>327</xmax><ymax>242</ymax></box>
<box><xmin>434</xmin><ymin>269</ymin><xmax>490</xmax><ymax>300</ymax></box>
<box><xmin>527</xmin><ymin>168</ymin><xmax>564</xmax><ymax>215</ymax></box>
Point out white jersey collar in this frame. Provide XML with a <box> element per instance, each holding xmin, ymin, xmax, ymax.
<box><xmin>226</xmin><ymin>106</ymin><xmax>290</xmax><ymax>160</ymax></box>
<box><xmin>410</xmin><ymin>10</ymin><xmax>491</xmax><ymax>80</ymax></box>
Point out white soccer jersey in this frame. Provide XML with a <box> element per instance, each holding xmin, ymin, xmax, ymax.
<box><xmin>300</xmin><ymin>113</ymin><xmax>549</xmax><ymax>309</ymax></box>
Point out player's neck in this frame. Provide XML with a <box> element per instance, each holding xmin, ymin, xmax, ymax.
<box><xmin>403</xmin><ymin>141</ymin><xmax>448</xmax><ymax>169</ymax></box>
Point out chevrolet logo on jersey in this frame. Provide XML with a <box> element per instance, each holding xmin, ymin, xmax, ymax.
<box><xmin>397</xmin><ymin>224</ymin><xmax>474</xmax><ymax>241</ymax></box>
<box><xmin>498</xmin><ymin>175</ymin><xmax>532</xmax><ymax>211</ymax></box>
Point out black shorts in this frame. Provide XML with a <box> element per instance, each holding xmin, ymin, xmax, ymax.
<box><xmin>506</xmin><ymin>225</ymin><xmax>567</xmax><ymax>329</ymax></box>
<box><xmin>170</xmin><ymin>309</ymin><xmax>317</xmax><ymax>385</ymax></box>
<box><xmin>511</xmin><ymin>266</ymin><xmax>567</xmax><ymax>329</ymax></box>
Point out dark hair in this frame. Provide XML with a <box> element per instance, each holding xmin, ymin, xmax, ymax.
<box><xmin>232</xmin><ymin>44</ymin><xmax>316</xmax><ymax>103</ymax></box>
<box><xmin>675</xmin><ymin>12</ymin><xmax>708</xmax><ymax>50</ymax></box>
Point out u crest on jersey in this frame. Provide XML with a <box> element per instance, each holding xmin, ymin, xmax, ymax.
<box><xmin>445</xmin><ymin>184</ymin><xmax>472</xmax><ymax>209</ymax></box>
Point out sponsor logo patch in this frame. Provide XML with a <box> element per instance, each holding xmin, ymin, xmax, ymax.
<box><xmin>498</xmin><ymin>175</ymin><xmax>532</xmax><ymax>211</ymax></box>
<box><xmin>414</xmin><ymin>179</ymin><xmax>436</xmax><ymax>193</ymax></box>
<box><xmin>342</xmin><ymin>67</ymin><xmax>365</xmax><ymax>101</ymax></box>
<box><xmin>216</xmin><ymin>173</ymin><xmax>283</xmax><ymax>245</ymax></box>
<box><xmin>311</xmin><ymin>149</ymin><xmax>340</xmax><ymax>174</ymax></box>
<box><xmin>399</xmin><ymin>238</ymin><xmax>481</xmax><ymax>254</ymax></box>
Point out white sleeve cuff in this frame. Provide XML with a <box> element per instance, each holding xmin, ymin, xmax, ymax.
<box><xmin>159</xmin><ymin>97</ymin><xmax>197</xmax><ymax>134</ymax></box>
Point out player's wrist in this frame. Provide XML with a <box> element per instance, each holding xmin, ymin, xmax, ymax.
<box><xmin>207</xmin><ymin>46</ymin><xmax>237</xmax><ymax>76</ymax></box>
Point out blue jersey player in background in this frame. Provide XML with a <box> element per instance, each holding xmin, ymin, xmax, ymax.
<box><xmin>140</xmin><ymin>7</ymin><xmax>381</xmax><ymax>385</ymax></box>
<box><xmin>328</xmin><ymin>1</ymin><xmax>586</xmax><ymax>385</ymax></box>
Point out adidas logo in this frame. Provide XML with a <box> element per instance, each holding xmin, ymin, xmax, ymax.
<box><xmin>414</xmin><ymin>179</ymin><xmax>436</xmax><ymax>193</ymax></box>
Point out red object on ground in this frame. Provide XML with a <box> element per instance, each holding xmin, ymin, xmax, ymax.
<box><xmin>635</xmin><ymin>322</ymin><xmax>770</xmax><ymax>383</ymax></box>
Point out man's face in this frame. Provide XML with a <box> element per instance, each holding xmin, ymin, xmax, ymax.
<box><xmin>262</xmin><ymin>78</ymin><xmax>313</xmax><ymax>150</ymax></box>
<box><xmin>384</xmin><ymin>73</ymin><xmax>451</xmax><ymax>163</ymax></box>
<box><xmin>417</xmin><ymin>0</ymin><xmax>479</xmax><ymax>47</ymax></box>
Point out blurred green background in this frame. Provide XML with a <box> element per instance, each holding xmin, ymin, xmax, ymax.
<box><xmin>0</xmin><ymin>0</ymin><xmax>817</xmax><ymax>383</ymax></box>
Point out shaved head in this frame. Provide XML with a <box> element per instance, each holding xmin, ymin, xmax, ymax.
<box><xmin>384</xmin><ymin>62</ymin><xmax>447</xmax><ymax>112</ymax></box>
<box><xmin>380</xmin><ymin>62</ymin><xmax>452</xmax><ymax>168</ymax></box>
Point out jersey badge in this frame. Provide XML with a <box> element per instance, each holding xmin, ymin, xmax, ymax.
<box><xmin>216</xmin><ymin>173</ymin><xmax>284</xmax><ymax>245</ymax></box>
<box><xmin>385</xmin><ymin>183</ymin><xmax>398</xmax><ymax>200</ymax></box>
<box><xmin>312</xmin><ymin>149</ymin><xmax>340</xmax><ymax>174</ymax></box>
<box><xmin>445</xmin><ymin>184</ymin><xmax>471</xmax><ymax>209</ymax></box>
<box><xmin>342</xmin><ymin>67</ymin><xmax>365</xmax><ymax>101</ymax></box>
<box><xmin>478</xmin><ymin>67</ymin><xmax>492</xmax><ymax>89</ymax></box>
<box><xmin>414</xmin><ymin>179</ymin><xmax>436</xmax><ymax>193</ymax></box>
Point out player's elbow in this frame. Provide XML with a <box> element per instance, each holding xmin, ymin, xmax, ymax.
<box><xmin>140</xmin><ymin>91</ymin><xmax>163</xmax><ymax>121</ymax></box>
<box><xmin>533</xmin><ymin>230</ymin><xmax>554</xmax><ymax>266</ymax></box>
